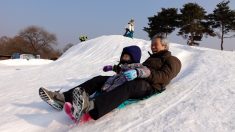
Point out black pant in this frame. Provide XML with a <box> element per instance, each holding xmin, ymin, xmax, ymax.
<box><xmin>123</xmin><ymin>28</ymin><xmax>129</xmax><ymax>36</ymax></box>
<box><xmin>63</xmin><ymin>75</ymin><xmax>155</xmax><ymax>120</ymax></box>
<box><xmin>63</xmin><ymin>76</ymin><xmax>110</xmax><ymax>103</ymax></box>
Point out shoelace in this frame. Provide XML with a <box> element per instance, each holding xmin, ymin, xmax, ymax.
<box><xmin>53</xmin><ymin>88</ymin><xmax>65</xmax><ymax>103</ymax></box>
<box><xmin>55</xmin><ymin>88</ymin><xmax>63</xmax><ymax>93</ymax></box>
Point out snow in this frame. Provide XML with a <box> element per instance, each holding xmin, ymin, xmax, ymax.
<box><xmin>0</xmin><ymin>35</ymin><xmax>234</xmax><ymax>132</ymax></box>
<box><xmin>0</xmin><ymin>59</ymin><xmax>53</xmax><ymax>66</ymax></box>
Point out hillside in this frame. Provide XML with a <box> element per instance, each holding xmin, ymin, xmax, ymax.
<box><xmin>0</xmin><ymin>35</ymin><xmax>234</xmax><ymax>132</ymax></box>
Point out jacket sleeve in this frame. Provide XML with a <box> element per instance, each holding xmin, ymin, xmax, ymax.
<box><xmin>128</xmin><ymin>24</ymin><xmax>131</xmax><ymax>31</ymax></box>
<box><xmin>136</xmin><ymin>66</ymin><xmax>151</xmax><ymax>78</ymax></box>
<box><xmin>112</xmin><ymin>64</ymin><xmax>122</xmax><ymax>74</ymax></box>
<box><xmin>146</xmin><ymin>57</ymin><xmax>181</xmax><ymax>84</ymax></box>
<box><xmin>120</xmin><ymin>63</ymin><xmax>151</xmax><ymax>78</ymax></box>
<box><xmin>129</xmin><ymin>24</ymin><xmax>134</xmax><ymax>32</ymax></box>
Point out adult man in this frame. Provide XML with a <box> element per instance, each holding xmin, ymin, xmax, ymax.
<box><xmin>39</xmin><ymin>35</ymin><xmax>181</xmax><ymax>121</ymax></box>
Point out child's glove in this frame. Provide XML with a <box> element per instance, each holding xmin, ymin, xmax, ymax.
<box><xmin>123</xmin><ymin>69</ymin><xmax>138</xmax><ymax>81</ymax></box>
<box><xmin>112</xmin><ymin>65</ymin><xmax>121</xmax><ymax>73</ymax></box>
<box><xmin>103</xmin><ymin>65</ymin><xmax>113</xmax><ymax>72</ymax></box>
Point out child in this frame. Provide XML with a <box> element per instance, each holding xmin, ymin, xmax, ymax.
<box><xmin>64</xmin><ymin>45</ymin><xmax>146</xmax><ymax>123</ymax></box>
<box><xmin>101</xmin><ymin>45</ymin><xmax>148</xmax><ymax>92</ymax></box>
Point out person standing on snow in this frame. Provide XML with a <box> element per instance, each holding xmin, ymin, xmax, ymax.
<box><xmin>39</xmin><ymin>35</ymin><xmax>181</xmax><ymax>123</ymax></box>
<box><xmin>123</xmin><ymin>19</ymin><xmax>134</xmax><ymax>38</ymax></box>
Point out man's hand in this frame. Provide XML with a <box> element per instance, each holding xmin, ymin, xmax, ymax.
<box><xmin>123</xmin><ymin>69</ymin><xmax>138</xmax><ymax>81</ymax></box>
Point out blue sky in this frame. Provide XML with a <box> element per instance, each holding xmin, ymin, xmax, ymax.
<box><xmin>0</xmin><ymin>0</ymin><xmax>235</xmax><ymax>50</ymax></box>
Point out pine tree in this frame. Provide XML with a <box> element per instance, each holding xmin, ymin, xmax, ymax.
<box><xmin>178</xmin><ymin>3</ymin><xmax>215</xmax><ymax>46</ymax></box>
<box><xmin>144</xmin><ymin>8</ymin><xmax>179</xmax><ymax>38</ymax></box>
<box><xmin>208</xmin><ymin>0</ymin><xmax>235</xmax><ymax>50</ymax></box>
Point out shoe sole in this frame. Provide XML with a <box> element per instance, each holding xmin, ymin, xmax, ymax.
<box><xmin>72</xmin><ymin>88</ymin><xmax>85</xmax><ymax>121</ymax></box>
<box><xmin>39</xmin><ymin>87</ymin><xmax>63</xmax><ymax>111</ymax></box>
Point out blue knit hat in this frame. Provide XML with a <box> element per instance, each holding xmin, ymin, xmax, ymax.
<box><xmin>121</xmin><ymin>45</ymin><xmax>141</xmax><ymax>63</ymax></box>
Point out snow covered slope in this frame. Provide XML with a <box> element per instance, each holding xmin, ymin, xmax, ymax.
<box><xmin>0</xmin><ymin>59</ymin><xmax>53</xmax><ymax>66</ymax></box>
<box><xmin>0</xmin><ymin>35</ymin><xmax>234</xmax><ymax>132</ymax></box>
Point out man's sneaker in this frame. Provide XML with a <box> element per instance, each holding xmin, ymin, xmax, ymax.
<box><xmin>72</xmin><ymin>88</ymin><xmax>90</xmax><ymax>121</ymax></box>
<box><xmin>39</xmin><ymin>87</ymin><xmax>65</xmax><ymax>111</ymax></box>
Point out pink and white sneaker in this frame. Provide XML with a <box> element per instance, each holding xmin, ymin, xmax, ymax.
<box><xmin>64</xmin><ymin>102</ymin><xmax>93</xmax><ymax>124</ymax></box>
<box><xmin>64</xmin><ymin>102</ymin><xmax>78</xmax><ymax>124</ymax></box>
<box><xmin>79</xmin><ymin>113</ymin><xmax>92</xmax><ymax>124</ymax></box>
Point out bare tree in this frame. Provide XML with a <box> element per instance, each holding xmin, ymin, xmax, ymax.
<box><xmin>0</xmin><ymin>36</ymin><xmax>9</xmax><ymax>54</ymax></box>
<box><xmin>0</xmin><ymin>26</ymin><xmax>61</xmax><ymax>59</ymax></box>
<box><xmin>18</xmin><ymin>26</ymin><xmax>57</xmax><ymax>53</ymax></box>
<box><xmin>0</xmin><ymin>36</ymin><xmax>9</xmax><ymax>44</ymax></box>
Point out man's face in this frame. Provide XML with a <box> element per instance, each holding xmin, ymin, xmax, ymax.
<box><xmin>151</xmin><ymin>38</ymin><xmax>165</xmax><ymax>53</ymax></box>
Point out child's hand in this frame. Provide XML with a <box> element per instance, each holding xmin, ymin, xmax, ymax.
<box><xmin>103</xmin><ymin>65</ymin><xmax>113</xmax><ymax>72</ymax></box>
<box><xmin>123</xmin><ymin>69</ymin><xmax>138</xmax><ymax>81</ymax></box>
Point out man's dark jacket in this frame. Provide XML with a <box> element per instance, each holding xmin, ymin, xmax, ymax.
<box><xmin>143</xmin><ymin>50</ymin><xmax>181</xmax><ymax>92</ymax></box>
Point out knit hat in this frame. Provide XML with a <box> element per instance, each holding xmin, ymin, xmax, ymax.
<box><xmin>120</xmin><ymin>45</ymin><xmax>141</xmax><ymax>63</ymax></box>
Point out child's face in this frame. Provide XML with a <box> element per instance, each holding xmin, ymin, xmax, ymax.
<box><xmin>121</xmin><ymin>54</ymin><xmax>131</xmax><ymax>62</ymax></box>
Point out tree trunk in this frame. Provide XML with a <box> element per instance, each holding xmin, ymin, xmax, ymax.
<box><xmin>221</xmin><ymin>26</ymin><xmax>224</xmax><ymax>51</ymax></box>
<box><xmin>190</xmin><ymin>33</ymin><xmax>194</xmax><ymax>46</ymax></box>
<box><xmin>221</xmin><ymin>36</ymin><xmax>224</xmax><ymax>50</ymax></box>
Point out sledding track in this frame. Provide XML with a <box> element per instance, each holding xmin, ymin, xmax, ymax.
<box><xmin>0</xmin><ymin>35</ymin><xmax>234</xmax><ymax>132</ymax></box>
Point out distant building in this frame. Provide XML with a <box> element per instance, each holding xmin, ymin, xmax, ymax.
<box><xmin>11</xmin><ymin>53</ymin><xmax>21</xmax><ymax>59</ymax></box>
<box><xmin>11</xmin><ymin>53</ymin><xmax>40</xmax><ymax>60</ymax></box>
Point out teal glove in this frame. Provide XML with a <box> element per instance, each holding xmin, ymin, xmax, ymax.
<box><xmin>123</xmin><ymin>69</ymin><xmax>138</xmax><ymax>81</ymax></box>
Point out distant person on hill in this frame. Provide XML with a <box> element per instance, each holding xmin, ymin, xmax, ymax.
<box><xmin>39</xmin><ymin>35</ymin><xmax>181</xmax><ymax>123</ymax></box>
<box><xmin>123</xmin><ymin>19</ymin><xmax>134</xmax><ymax>38</ymax></box>
<box><xmin>79</xmin><ymin>35</ymin><xmax>88</xmax><ymax>42</ymax></box>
